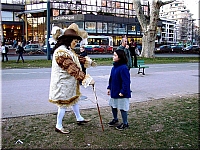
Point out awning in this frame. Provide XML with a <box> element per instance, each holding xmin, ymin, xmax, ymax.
<box><xmin>17</xmin><ymin>8</ymin><xmax>48</xmax><ymax>18</ymax></box>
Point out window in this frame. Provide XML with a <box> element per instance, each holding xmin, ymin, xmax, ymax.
<box><xmin>2</xmin><ymin>11</ymin><xmax>13</xmax><ymax>21</ymax></box>
<box><xmin>85</xmin><ymin>22</ymin><xmax>96</xmax><ymax>33</ymax></box>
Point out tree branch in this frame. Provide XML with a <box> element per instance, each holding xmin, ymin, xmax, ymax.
<box><xmin>132</xmin><ymin>0</ymin><xmax>147</xmax><ymax>30</ymax></box>
<box><xmin>160</xmin><ymin>0</ymin><xmax>176</xmax><ymax>6</ymax></box>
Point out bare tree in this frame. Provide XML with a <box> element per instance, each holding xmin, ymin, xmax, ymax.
<box><xmin>132</xmin><ymin>0</ymin><xmax>175</xmax><ymax>58</ymax></box>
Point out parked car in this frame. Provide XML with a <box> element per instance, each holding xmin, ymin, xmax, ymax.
<box><xmin>155</xmin><ymin>45</ymin><xmax>171</xmax><ymax>53</ymax></box>
<box><xmin>92</xmin><ymin>46</ymin><xmax>105</xmax><ymax>53</ymax></box>
<box><xmin>182</xmin><ymin>45</ymin><xmax>199</xmax><ymax>53</ymax></box>
<box><xmin>42</xmin><ymin>44</ymin><xmax>55</xmax><ymax>54</ymax></box>
<box><xmin>171</xmin><ymin>45</ymin><xmax>184</xmax><ymax>53</ymax></box>
<box><xmin>23</xmin><ymin>44</ymin><xmax>42</xmax><ymax>53</ymax></box>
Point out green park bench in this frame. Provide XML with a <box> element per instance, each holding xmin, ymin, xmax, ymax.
<box><xmin>135</xmin><ymin>59</ymin><xmax>149</xmax><ymax>75</ymax></box>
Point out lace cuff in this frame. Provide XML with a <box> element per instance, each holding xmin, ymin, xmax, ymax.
<box><xmin>82</xmin><ymin>74</ymin><xmax>93</xmax><ymax>88</ymax></box>
<box><xmin>84</xmin><ymin>56</ymin><xmax>97</xmax><ymax>68</ymax></box>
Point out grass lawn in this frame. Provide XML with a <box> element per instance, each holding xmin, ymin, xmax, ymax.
<box><xmin>1</xmin><ymin>94</ymin><xmax>199</xmax><ymax>149</ymax></box>
<box><xmin>1</xmin><ymin>57</ymin><xmax>199</xmax><ymax>69</ymax></box>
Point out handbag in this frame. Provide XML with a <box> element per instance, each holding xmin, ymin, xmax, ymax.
<box><xmin>135</xmin><ymin>47</ymin><xmax>140</xmax><ymax>56</ymax></box>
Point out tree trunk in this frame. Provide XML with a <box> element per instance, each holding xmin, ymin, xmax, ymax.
<box><xmin>142</xmin><ymin>32</ymin><xmax>155</xmax><ymax>58</ymax></box>
<box><xmin>133</xmin><ymin>0</ymin><xmax>176</xmax><ymax>58</ymax></box>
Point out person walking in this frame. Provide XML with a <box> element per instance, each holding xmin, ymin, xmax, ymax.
<box><xmin>16</xmin><ymin>42</ymin><xmax>25</xmax><ymax>63</ymax></box>
<box><xmin>116</xmin><ymin>37</ymin><xmax>132</xmax><ymax>70</ymax></box>
<box><xmin>13</xmin><ymin>39</ymin><xmax>17</xmax><ymax>48</ymax></box>
<box><xmin>49</xmin><ymin>23</ymin><xmax>97</xmax><ymax>134</ymax></box>
<box><xmin>107</xmin><ymin>50</ymin><xmax>131</xmax><ymax>130</ymax></box>
<box><xmin>129</xmin><ymin>39</ymin><xmax>138</xmax><ymax>68</ymax></box>
<box><xmin>1</xmin><ymin>42</ymin><xmax>9</xmax><ymax>62</ymax></box>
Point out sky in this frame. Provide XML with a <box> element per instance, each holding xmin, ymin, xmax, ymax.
<box><xmin>184</xmin><ymin>0</ymin><xmax>199</xmax><ymax>26</ymax></box>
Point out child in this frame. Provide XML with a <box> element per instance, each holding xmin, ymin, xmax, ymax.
<box><xmin>79</xmin><ymin>46</ymin><xmax>87</xmax><ymax>74</ymax></box>
<box><xmin>107</xmin><ymin>50</ymin><xmax>131</xmax><ymax>130</ymax></box>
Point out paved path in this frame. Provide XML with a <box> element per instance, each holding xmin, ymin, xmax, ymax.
<box><xmin>1</xmin><ymin>63</ymin><xmax>199</xmax><ymax>118</ymax></box>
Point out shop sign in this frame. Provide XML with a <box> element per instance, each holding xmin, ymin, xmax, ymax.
<box><xmin>52</xmin><ymin>14</ymin><xmax>84</xmax><ymax>22</ymax></box>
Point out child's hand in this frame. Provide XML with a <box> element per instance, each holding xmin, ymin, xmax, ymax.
<box><xmin>107</xmin><ymin>89</ymin><xmax>110</xmax><ymax>95</ymax></box>
<box><xmin>119</xmin><ymin>93</ymin><xmax>123</xmax><ymax>97</ymax></box>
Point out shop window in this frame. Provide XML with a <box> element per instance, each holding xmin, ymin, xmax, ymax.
<box><xmin>102</xmin><ymin>23</ymin><xmax>107</xmax><ymax>33</ymax></box>
<box><xmin>85</xmin><ymin>22</ymin><xmax>96</xmax><ymax>33</ymax></box>
<box><xmin>2</xmin><ymin>11</ymin><xmax>13</xmax><ymax>21</ymax></box>
<box><xmin>108</xmin><ymin>23</ymin><xmax>112</xmax><ymax>34</ymax></box>
<box><xmin>113</xmin><ymin>23</ymin><xmax>126</xmax><ymax>34</ymax></box>
<box><xmin>97</xmin><ymin>22</ymin><xmax>102</xmax><ymax>33</ymax></box>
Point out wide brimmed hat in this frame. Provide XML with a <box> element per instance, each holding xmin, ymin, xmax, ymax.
<box><xmin>58</xmin><ymin>23</ymin><xmax>88</xmax><ymax>41</ymax></box>
<box><xmin>58</xmin><ymin>29</ymin><xmax>82</xmax><ymax>41</ymax></box>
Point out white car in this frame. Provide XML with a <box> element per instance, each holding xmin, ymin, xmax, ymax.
<box><xmin>23</xmin><ymin>44</ymin><xmax>42</xmax><ymax>53</ymax></box>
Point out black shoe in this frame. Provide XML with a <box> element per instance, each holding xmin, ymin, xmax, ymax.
<box><xmin>108</xmin><ymin>119</ymin><xmax>118</xmax><ymax>127</ymax></box>
<box><xmin>77</xmin><ymin>119</ymin><xmax>91</xmax><ymax>125</ymax></box>
<box><xmin>116</xmin><ymin>123</ymin><xmax>129</xmax><ymax>130</ymax></box>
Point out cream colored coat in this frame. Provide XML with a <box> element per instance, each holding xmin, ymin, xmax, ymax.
<box><xmin>49</xmin><ymin>45</ymin><xmax>93</xmax><ymax>108</ymax></box>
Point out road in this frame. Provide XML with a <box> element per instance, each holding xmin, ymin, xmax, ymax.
<box><xmin>1</xmin><ymin>63</ymin><xmax>199</xmax><ymax>118</ymax></box>
<box><xmin>6</xmin><ymin>53</ymin><xmax>200</xmax><ymax>60</ymax></box>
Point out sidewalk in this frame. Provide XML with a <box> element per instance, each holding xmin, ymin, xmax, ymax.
<box><xmin>1</xmin><ymin>64</ymin><xmax>199</xmax><ymax>118</ymax></box>
<box><xmin>7</xmin><ymin>48</ymin><xmax>45</xmax><ymax>56</ymax></box>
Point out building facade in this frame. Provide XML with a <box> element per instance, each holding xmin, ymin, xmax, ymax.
<box><xmin>159</xmin><ymin>0</ymin><xmax>199</xmax><ymax>44</ymax></box>
<box><xmin>2</xmin><ymin>0</ymin><xmax>152</xmax><ymax>46</ymax></box>
<box><xmin>159</xmin><ymin>18</ymin><xmax>176</xmax><ymax>44</ymax></box>
<box><xmin>1</xmin><ymin>1</ymin><xmax>25</xmax><ymax>45</ymax></box>
<box><xmin>3</xmin><ymin>0</ymin><xmax>181</xmax><ymax>46</ymax></box>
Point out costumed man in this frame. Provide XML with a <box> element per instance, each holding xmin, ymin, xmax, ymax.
<box><xmin>49</xmin><ymin>23</ymin><xmax>97</xmax><ymax>134</ymax></box>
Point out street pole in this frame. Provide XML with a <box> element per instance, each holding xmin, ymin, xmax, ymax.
<box><xmin>46</xmin><ymin>0</ymin><xmax>51</xmax><ymax>60</ymax></box>
<box><xmin>191</xmin><ymin>20</ymin><xmax>194</xmax><ymax>45</ymax></box>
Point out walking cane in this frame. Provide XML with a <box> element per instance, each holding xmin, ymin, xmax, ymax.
<box><xmin>92</xmin><ymin>84</ymin><xmax>104</xmax><ymax>131</ymax></box>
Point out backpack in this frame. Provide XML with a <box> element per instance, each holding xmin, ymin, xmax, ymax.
<box><xmin>1</xmin><ymin>46</ymin><xmax>6</xmax><ymax>53</ymax></box>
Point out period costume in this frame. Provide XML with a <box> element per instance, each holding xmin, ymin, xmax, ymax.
<box><xmin>48</xmin><ymin>23</ymin><xmax>96</xmax><ymax>134</ymax></box>
<box><xmin>49</xmin><ymin>45</ymin><xmax>94</xmax><ymax>107</ymax></box>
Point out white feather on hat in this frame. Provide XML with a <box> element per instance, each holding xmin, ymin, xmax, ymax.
<box><xmin>49</xmin><ymin>26</ymin><xmax>63</xmax><ymax>44</ymax></box>
<box><xmin>51</xmin><ymin>26</ymin><xmax>63</xmax><ymax>35</ymax></box>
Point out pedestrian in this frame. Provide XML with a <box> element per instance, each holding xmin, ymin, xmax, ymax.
<box><xmin>129</xmin><ymin>39</ymin><xmax>138</xmax><ymax>68</ymax></box>
<box><xmin>13</xmin><ymin>39</ymin><xmax>17</xmax><ymax>48</ymax></box>
<box><xmin>1</xmin><ymin>42</ymin><xmax>9</xmax><ymax>62</ymax></box>
<box><xmin>49</xmin><ymin>23</ymin><xmax>97</xmax><ymax>134</ymax></box>
<box><xmin>79</xmin><ymin>46</ymin><xmax>87</xmax><ymax>74</ymax></box>
<box><xmin>16</xmin><ymin>42</ymin><xmax>25</xmax><ymax>63</ymax></box>
<box><xmin>107</xmin><ymin>50</ymin><xmax>131</xmax><ymax>130</ymax></box>
<box><xmin>22</xmin><ymin>39</ymin><xmax>26</xmax><ymax>47</ymax></box>
<box><xmin>116</xmin><ymin>37</ymin><xmax>132</xmax><ymax>70</ymax></box>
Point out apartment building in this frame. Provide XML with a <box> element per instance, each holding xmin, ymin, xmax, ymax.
<box><xmin>159</xmin><ymin>0</ymin><xmax>195</xmax><ymax>44</ymax></box>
